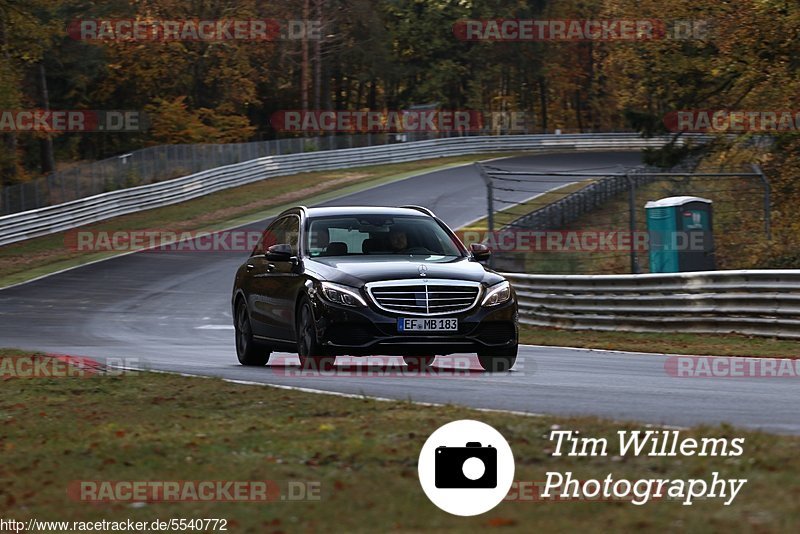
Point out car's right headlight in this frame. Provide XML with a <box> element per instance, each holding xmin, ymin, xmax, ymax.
<box><xmin>320</xmin><ymin>281</ymin><xmax>367</xmax><ymax>307</ymax></box>
<box><xmin>481</xmin><ymin>281</ymin><xmax>511</xmax><ymax>307</ymax></box>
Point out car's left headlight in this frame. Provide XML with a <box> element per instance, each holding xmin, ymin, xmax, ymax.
<box><xmin>320</xmin><ymin>281</ymin><xmax>367</xmax><ymax>307</ymax></box>
<box><xmin>482</xmin><ymin>281</ymin><xmax>511</xmax><ymax>306</ymax></box>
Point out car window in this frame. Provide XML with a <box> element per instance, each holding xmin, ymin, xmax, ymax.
<box><xmin>283</xmin><ymin>216</ymin><xmax>300</xmax><ymax>255</ymax></box>
<box><xmin>260</xmin><ymin>219</ymin><xmax>284</xmax><ymax>255</ymax></box>
<box><xmin>328</xmin><ymin>227</ymin><xmax>369</xmax><ymax>253</ymax></box>
<box><xmin>256</xmin><ymin>216</ymin><xmax>296</xmax><ymax>255</ymax></box>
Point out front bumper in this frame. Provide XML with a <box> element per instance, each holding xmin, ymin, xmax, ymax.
<box><xmin>309</xmin><ymin>293</ymin><xmax>518</xmax><ymax>356</ymax></box>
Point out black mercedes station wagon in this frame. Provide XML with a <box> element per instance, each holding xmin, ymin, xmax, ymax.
<box><xmin>232</xmin><ymin>206</ymin><xmax>518</xmax><ymax>372</ymax></box>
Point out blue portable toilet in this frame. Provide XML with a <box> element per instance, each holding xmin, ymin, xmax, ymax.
<box><xmin>645</xmin><ymin>196</ymin><xmax>715</xmax><ymax>273</ymax></box>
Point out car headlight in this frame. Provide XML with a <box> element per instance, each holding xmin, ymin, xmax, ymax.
<box><xmin>320</xmin><ymin>282</ymin><xmax>367</xmax><ymax>307</ymax></box>
<box><xmin>482</xmin><ymin>281</ymin><xmax>511</xmax><ymax>306</ymax></box>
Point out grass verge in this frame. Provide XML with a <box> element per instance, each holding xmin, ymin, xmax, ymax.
<box><xmin>1</xmin><ymin>351</ymin><xmax>798</xmax><ymax>531</ymax></box>
<box><xmin>519</xmin><ymin>326</ymin><xmax>800</xmax><ymax>358</ymax></box>
<box><xmin>461</xmin><ymin>180</ymin><xmax>623</xmax><ymax>274</ymax></box>
<box><xmin>461</xmin><ymin>180</ymin><xmax>593</xmax><ymax>231</ymax></box>
<box><xmin>0</xmin><ymin>152</ymin><xmax>527</xmax><ymax>288</ymax></box>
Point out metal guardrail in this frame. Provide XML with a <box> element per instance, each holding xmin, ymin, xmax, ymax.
<box><xmin>0</xmin><ymin>133</ymin><xmax>696</xmax><ymax>247</ymax></box>
<box><xmin>0</xmin><ymin>132</ymin><xmax>442</xmax><ymax>215</ymax></box>
<box><xmin>506</xmin><ymin>270</ymin><xmax>800</xmax><ymax>339</ymax></box>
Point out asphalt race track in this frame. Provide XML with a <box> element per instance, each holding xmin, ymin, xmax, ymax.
<box><xmin>2</xmin><ymin>151</ymin><xmax>798</xmax><ymax>434</ymax></box>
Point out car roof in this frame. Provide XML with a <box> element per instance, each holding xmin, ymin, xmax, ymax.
<box><xmin>296</xmin><ymin>206</ymin><xmax>434</xmax><ymax>218</ymax></box>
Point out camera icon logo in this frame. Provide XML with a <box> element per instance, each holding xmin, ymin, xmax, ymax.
<box><xmin>435</xmin><ymin>442</ymin><xmax>497</xmax><ymax>488</ymax></box>
<box><xmin>418</xmin><ymin>420</ymin><xmax>514</xmax><ymax>516</ymax></box>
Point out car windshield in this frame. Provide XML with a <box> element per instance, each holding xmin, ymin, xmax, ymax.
<box><xmin>306</xmin><ymin>215</ymin><xmax>463</xmax><ymax>258</ymax></box>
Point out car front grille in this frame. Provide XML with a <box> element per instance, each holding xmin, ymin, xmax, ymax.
<box><xmin>366</xmin><ymin>279</ymin><xmax>482</xmax><ymax>316</ymax></box>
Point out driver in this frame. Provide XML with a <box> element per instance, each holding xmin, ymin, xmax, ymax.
<box><xmin>388</xmin><ymin>229</ymin><xmax>408</xmax><ymax>252</ymax></box>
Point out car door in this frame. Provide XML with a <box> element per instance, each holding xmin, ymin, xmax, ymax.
<box><xmin>248</xmin><ymin>215</ymin><xmax>303</xmax><ymax>342</ymax></box>
<box><xmin>268</xmin><ymin>214</ymin><xmax>304</xmax><ymax>341</ymax></box>
<box><xmin>247</xmin><ymin>218</ymin><xmax>287</xmax><ymax>338</ymax></box>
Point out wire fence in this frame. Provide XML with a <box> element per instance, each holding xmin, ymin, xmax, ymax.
<box><xmin>0</xmin><ymin>132</ymin><xmax>468</xmax><ymax>216</ymax></box>
<box><xmin>500</xmin><ymin>159</ymin><xmax>701</xmax><ymax>231</ymax></box>
<box><xmin>478</xmin><ymin>155</ymin><xmax>770</xmax><ymax>275</ymax></box>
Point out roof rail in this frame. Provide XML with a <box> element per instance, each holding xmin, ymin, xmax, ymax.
<box><xmin>274</xmin><ymin>205</ymin><xmax>307</xmax><ymax>219</ymax></box>
<box><xmin>400</xmin><ymin>205</ymin><xmax>436</xmax><ymax>217</ymax></box>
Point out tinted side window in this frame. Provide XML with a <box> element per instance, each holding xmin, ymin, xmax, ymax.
<box><xmin>283</xmin><ymin>216</ymin><xmax>300</xmax><ymax>255</ymax></box>
<box><xmin>256</xmin><ymin>216</ymin><xmax>300</xmax><ymax>255</ymax></box>
<box><xmin>256</xmin><ymin>218</ymin><xmax>287</xmax><ymax>255</ymax></box>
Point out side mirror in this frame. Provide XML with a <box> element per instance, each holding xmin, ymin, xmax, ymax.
<box><xmin>470</xmin><ymin>243</ymin><xmax>492</xmax><ymax>261</ymax></box>
<box><xmin>266</xmin><ymin>243</ymin><xmax>294</xmax><ymax>262</ymax></box>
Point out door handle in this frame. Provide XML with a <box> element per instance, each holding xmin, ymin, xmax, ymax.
<box><xmin>267</xmin><ymin>263</ymin><xmax>276</xmax><ymax>272</ymax></box>
<box><xmin>246</xmin><ymin>264</ymin><xmax>255</xmax><ymax>272</ymax></box>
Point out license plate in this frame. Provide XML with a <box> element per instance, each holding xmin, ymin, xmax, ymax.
<box><xmin>397</xmin><ymin>318</ymin><xmax>458</xmax><ymax>332</ymax></box>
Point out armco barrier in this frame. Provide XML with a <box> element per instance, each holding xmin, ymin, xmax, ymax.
<box><xmin>505</xmin><ymin>270</ymin><xmax>800</xmax><ymax>339</ymax></box>
<box><xmin>0</xmin><ymin>133</ymin><xmax>707</xmax><ymax>247</ymax></box>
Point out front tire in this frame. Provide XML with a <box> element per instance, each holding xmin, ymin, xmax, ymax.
<box><xmin>477</xmin><ymin>345</ymin><xmax>518</xmax><ymax>372</ymax></box>
<box><xmin>296</xmin><ymin>299</ymin><xmax>335</xmax><ymax>371</ymax></box>
<box><xmin>235</xmin><ymin>301</ymin><xmax>270</xmax><ymax>366</ymax></box>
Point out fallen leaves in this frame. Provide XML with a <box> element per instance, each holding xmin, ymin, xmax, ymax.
<box><xmin>485</xmin><ymin>517</ymin><xmax>517</xmax><ymax>528</ymax></box>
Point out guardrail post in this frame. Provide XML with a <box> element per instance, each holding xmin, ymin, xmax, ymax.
<box><xmin>475</xmin><ymin>162</ymin><xmax>494</xmax><ymax>234</ymax></box>
<box><xmin>475</xmin><ymin>162</ymin><xmax>495</xmax><ymax>268</ymax></box>
<box><xmin>626</xmin><ymin>173</ymin><xmax>641</xmax><ymax>274</ymax></box>
<box><xmin>752</xmin><ymin>164</ymin><xmax>771</xmax><ymax>240</ymax></box>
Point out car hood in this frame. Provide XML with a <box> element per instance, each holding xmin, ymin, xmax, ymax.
<box><xmin>305</xmin><ymin>255</ymin><xmax>504</xmax><ymax>286</ymax></box>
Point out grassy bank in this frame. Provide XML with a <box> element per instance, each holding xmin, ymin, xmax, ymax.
<box><xmin>1</xmin><ymin>351</ymin><xmax>797</xmax><ymax>531</ymax></box>
<box><xmin>519</xmin><ymin>326</ymin><xmax>800</xmax><ymax>358</ymax></box>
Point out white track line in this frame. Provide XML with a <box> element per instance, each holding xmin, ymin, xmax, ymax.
<box><xmin>520</xmin><ymin>343</ymin><xmax>789</xmax><ymax>360</ymax></box>
<box><xmin>118</xmin><ymin>365</ymin><xmax>686</xmax><ymax>431</ymax></box>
